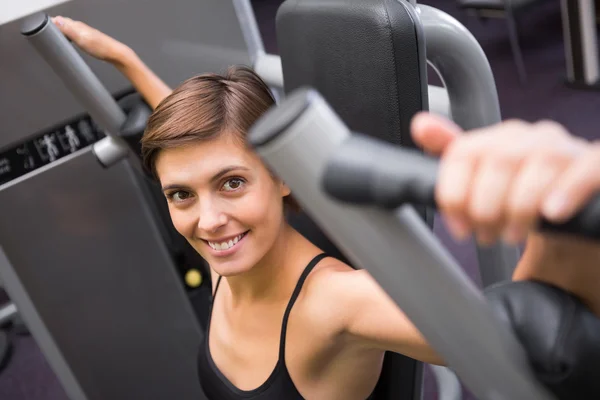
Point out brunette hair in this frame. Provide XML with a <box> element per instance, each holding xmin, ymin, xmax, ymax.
<box><xmin>141</xmin><ymin>65</ymin><xmax>300</xmax><ymax>212</ymax></box>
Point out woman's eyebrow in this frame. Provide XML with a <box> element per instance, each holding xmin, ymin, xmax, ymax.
<box><xmin>161</xmin><ymin>165</ymin><xmax>250</xmax><ymax>191</ymax></box>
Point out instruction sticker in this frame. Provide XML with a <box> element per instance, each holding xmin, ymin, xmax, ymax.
<box><xmin>0</xmin><ymin>158</ymin><xmax>11</xmax><ymax>175</ymax></box>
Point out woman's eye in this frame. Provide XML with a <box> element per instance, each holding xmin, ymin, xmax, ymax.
<box><xmin>168</xmin><ymin>191</ymin><xmax>192</xmax><ymax>202</ymax></box>
<box><xmin>222</xmin><ymin>178</ymin><xmax>245</xmax><ymax>192</ymax></box>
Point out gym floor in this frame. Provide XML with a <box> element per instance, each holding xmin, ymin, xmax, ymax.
<box><xmin>1</xmin><ymin>1</ymin><xmax>599</xmax><ymax>399</ymax></box>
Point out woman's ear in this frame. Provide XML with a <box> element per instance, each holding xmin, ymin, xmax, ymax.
<box><xmin>279</xmin><ymin>180</ymin><xmax>292</xmax><ymax>198</ymax></box>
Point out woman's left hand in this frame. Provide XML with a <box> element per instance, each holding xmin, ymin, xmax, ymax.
<box><xmin>52</xmin><ymin>16</ymin><xmax>131</xmax><ymax>65</ymax></box>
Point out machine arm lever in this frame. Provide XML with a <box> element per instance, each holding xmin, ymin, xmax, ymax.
<box><xmin>322</xmin><ymin>135</ymin><xmax>600</xmax><ymax>241</ymax></box>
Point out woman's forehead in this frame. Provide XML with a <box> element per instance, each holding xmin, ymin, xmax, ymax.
<box><xmin>155</xmin><ymin>136</ymin><xmax>261</xmax><ymax>183</ymax></box>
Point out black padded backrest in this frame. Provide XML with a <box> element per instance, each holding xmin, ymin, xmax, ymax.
<box><xmin>276</xmin><ymin>0</ymin><xmax>428</xmax><ymax>147</ymax></box>
<box><xmin>276</xmin><ymin>1</ymin><xmax>429</xmax><ymax>400</ymax></box>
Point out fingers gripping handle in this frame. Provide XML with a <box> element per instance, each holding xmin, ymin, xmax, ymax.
<box><xmin>20</xmin><ymin>13</ymin><xmax>127</xmax><ymax>138</ymax></box>
<box><xmin>322</xmin><ymin>138</ymin><xmax>600</xmax><ymax>241</ymax></box>
<box><xmin>538</xmin><ymin>201</ymin><xmax>600</xmax><ymax>240</ymax></box>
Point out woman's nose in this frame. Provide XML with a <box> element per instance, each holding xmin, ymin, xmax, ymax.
<box><xmin>196</xmin><ymin>199</ymin><xmax>228</xmax><ymax>234</ymax></box>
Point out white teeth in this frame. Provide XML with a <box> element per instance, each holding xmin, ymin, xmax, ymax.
<box><xmin>208</xmin><ymin>233</ymin><xmax>245</xmax><ymax>252</ymax></box>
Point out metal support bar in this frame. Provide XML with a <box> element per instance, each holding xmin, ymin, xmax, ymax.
<box><xmin>431</xmin><ymin>365</ymin><xmax>462</xmax><ymax>400</ymax></box>
<box><xmin>232</xmin><ymin>0</ymin><xmax>266</xmax><ymax>66</ymax></box>
<box><xmin>561</xmin><ymin>0</ymin><xmax>600</xmax><ymax>89</ymax></box>
<box><xmin>427</xmin><ymin>85</ymin><xmax>450</xmax><ymax>118</ymax></box>
<box><xmin>418</xmin><ymin>4</ymin><xmax>521</xmax><ymax>285</ymax></box>
<box><xmin>254</xmin><ymin>53</ymin><xmax>285</xmax><ymax>89</ymax></box>
<box><xmin>0</xmin><ymin>248</ymin><xmax>88</xmax><ymax>400</ymax></box>
<box><xmin>0</xmin><ymin>303</ymin><xmax>17</xmax><ymax>326</ymax></box>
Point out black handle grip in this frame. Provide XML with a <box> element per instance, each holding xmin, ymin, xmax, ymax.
<box><xmin>322</xmin><ymin>134</ymin><xmax>600</xmax><ymax>241</ymax></box>
<box><xmin>322</xmin><ymin>133</ymin><xmax>438</xmax><ymax>208</ymax></box>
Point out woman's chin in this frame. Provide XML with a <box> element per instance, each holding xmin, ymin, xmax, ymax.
<box><xmin>210</xmin><ymin>259</ymin><xmax>255</xmax><ymax>277</ymax></box>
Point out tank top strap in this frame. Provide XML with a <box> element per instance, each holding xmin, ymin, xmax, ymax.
<box><xmin>213</xmin><ymin>275</ymin><xmax>223</xmax><ymax>296</ymax></box>
<box><xmin>204</xmin><ymin>274</ymin><xmax>222</xmax><ymax>335</ymax></box>
<box><xmin>278</xmin><ymin>253</ymin><xmax>329</xmax><ymax>361</ymax></box>
<box><xmin>209</xmin><ymin>275</ymin><xmax>223</xmax><ymax>314</ymax></box>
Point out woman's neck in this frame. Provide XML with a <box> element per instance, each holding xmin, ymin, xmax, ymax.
<box><xmin>225</xmin><ymin>224</ymin><xmax>317</xmax><ymax>307</ymax></box>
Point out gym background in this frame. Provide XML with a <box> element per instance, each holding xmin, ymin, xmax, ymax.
<box><xmin>1</xmin><ymin>0</ymin><xmax>599</xmax><ymax>399</ymax></box>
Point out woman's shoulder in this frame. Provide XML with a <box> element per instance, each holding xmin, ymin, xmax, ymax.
<box><xmin>297</xmin><ymin>257</ymin><xmax>373</xmax><ymax>333</ymax></box>
<box><xmin>306</xmin><ymin>256</ymin><xmax>372</xmax><ymax>294</ymax></box>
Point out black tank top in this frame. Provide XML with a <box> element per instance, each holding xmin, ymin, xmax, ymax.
<box><xmin>197</xmin><ymin>253</ymin><xmax>328</xmax><ymax>399</ymax></box>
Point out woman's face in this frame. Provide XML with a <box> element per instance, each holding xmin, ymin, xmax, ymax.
<box><xmin>154</xmin><ymin>133</ymin><xmax>291</xmax><ymax>276</ymax></box>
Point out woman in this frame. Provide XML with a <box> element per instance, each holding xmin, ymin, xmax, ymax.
<box><xmin>54</xmin><ymin>16</ymin><xmax>600</xmax><ymax>399</ymax></box>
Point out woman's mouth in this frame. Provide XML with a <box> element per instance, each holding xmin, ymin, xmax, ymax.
<box><xmin>206</xmin><ymin>231</ymin><xmax>249</xmax><ymax>254</ymax></box>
